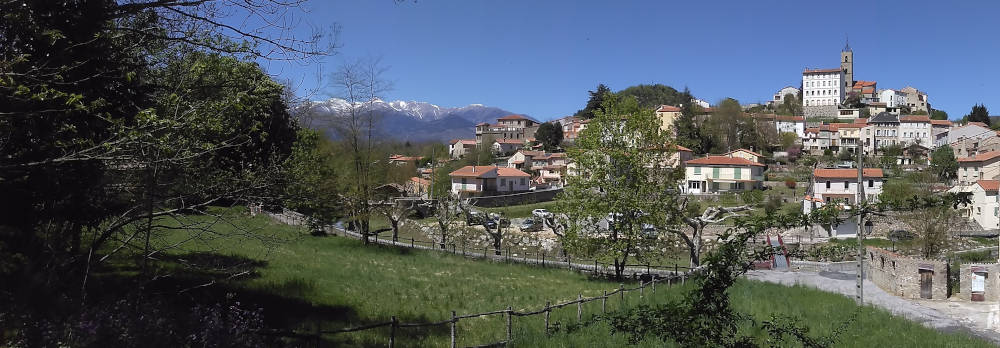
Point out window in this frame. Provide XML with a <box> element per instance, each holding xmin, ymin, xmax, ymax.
<box><xmin>844</xmin><ymin>181</ymin><xmax>849</xmax><ymax>189</ymax></box>
<box><xmin>500</xmin><ymin>178</ymin><xmax>506</xmax><ymax>186</ymax></box>
<box><xmin>520</xmin><ymin>178</ymin><xmax>526</xmax><ymax>185</ymax></box>
<box><xmin>868</xmin><ymin>179</ymin><xmax>873</xmax><ymax>188</ymax></box>
<box><xmin>713</xmin><ymin>167</ymin><xmax>720</xmax><ymax>179</ymax></box>
<box><xmin>825</xmin><ymin>181</ymin><xmax>831</xmax><ymax>189</ymax></box>
<box><xmin>461</xmin><ymin>178</ymin><xmax>467</xmax><ymax>184</ymax></box>
<box><xmin>689</xmin><ymin>181</ymin><xmax>701</xmax><ymax>189</ymax></box>
<box><xmin>694</xmin><ymin>166</ymin><xmax>701</xmax><ymax>174</ymax></box>
<box><xmin>734</xmin><ymin>168</ymin><xmax>741</xmax><ymax>180</ymax></box>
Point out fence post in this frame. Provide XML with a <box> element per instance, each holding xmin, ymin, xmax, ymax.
<box><xmin>602</xmin><ymin>290</ymin><xmax>607</xmax><ymax>314</ymax></box>
<box><xmin>619</xmin><ymin>284</ymin><xmax>625</xmax><ymax>309</ymax></box>
<box><xmin>639</xmin><ymin>280</ymin><xmax>643</xmax><ymax>298</ymax></box>
<box><xmin>594</xmin><ymin>259</ymin><xmax>598</xmax><ymax>274</ymax></box>
<box><xmin>576</xmin><ymin>293</ymin><xmax>583</xmax><ymax>323</ymax></box>
<box><xmin>673</xmin><ymin>263</ymin><xmax>678</xmax><ymax>276</ymax></box>
<box><xmin>544</xmin><ymin>301</ymin><xmax>551</xmax><ymax>334</ymax></box>
<box><xmin>389</xmin><ymin>316</ymin><xmax>397</xmax><ymax>348</ymax></box>
<box><xmin>652</xmin><ymin>277</ymin><xmax>656</xmax><ymax>293</ymax></box>
<box><xmin>506</xmin><ymin>306</ymin><xmax>513</xmax><ymax>342</ymax></box>
<box><xmin>646</xmin><ymin>264</ymin><xmax>650</xmax><ymax>275</ymax></box>
<box><xmin>450</xmin><ymin>311</ymin><xmax>457</xmax><ymax>348</ymax></box>
<box><xmin>411</xmin><ymin>237</ymin><xmax>414</xmax><ymax>248</ymax></box>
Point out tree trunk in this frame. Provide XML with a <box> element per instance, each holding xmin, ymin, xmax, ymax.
<box><xmin>390</xmin><ymin>219</ymin><xmax>400</xmax><ymax>242</ymax></box>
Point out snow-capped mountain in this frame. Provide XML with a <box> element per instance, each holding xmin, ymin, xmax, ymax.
<box><xmin>307</xmin><ymin>98</ymin><xmax>528</xmax><ymax>142</ymax></box>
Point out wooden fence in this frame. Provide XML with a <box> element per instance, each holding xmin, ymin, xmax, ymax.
<box><xmin>264</xmin><ymin>209</ymin><xmax>703</xmax><ymax>347</ymax></box>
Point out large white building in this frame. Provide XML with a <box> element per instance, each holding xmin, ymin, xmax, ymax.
<box><xmin>878</xmin><ymin>89</ymin><xmax>908</xmax><ymax>108</ymax></box>
<box><xmin>802</xmin><ymin>68</ymin><xmax>845</xmax><ymax>107</ymax></box>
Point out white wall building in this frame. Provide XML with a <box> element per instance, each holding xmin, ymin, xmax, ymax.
<box><xmin>898</xmin><ymin>115</ymin><xmax>934</xmax><ymax>148</ymax></box>
<box><xmin>951</xmin><ymin>180</ymin><xmax>1000</xmax><ymax>230</ymax></box>
<box><xmin>878</xmin><ymin>89</ymin><xmax>908</xmax><ymax>108</ymax></box>
<box><xmin>803</xmin><ymin>168</ymin><xmax>884</xmax><ymax>214</ymax></box>
<box><xmin>775</xmin><ymin>115</ymin><xmax>806</xmax><ymax>138</ymax></box>
<box><xmin>802</xmin><ymin>68</ymin><xmax>845</xmax><ymax>107</ymax></box>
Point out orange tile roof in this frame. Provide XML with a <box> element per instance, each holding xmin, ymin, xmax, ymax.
<box><xmin>410</xmin><ymin>177</ymin><xmax>430</xmax><ymax>185</ymax></box>
<box><xmin>900</xmin><ymin>115</ymin><xmax>931</xmax><ymax>123</ymax></box>
<box><xmin>498</xmin><ymin>114</ymin><xmax>531</xmax><ymax>121</ymax></box>
<box><xmin>496</xmin><ymin>167</ymin><xmax>531</xmax><ymax>177</ymax></box>
<box><xmin>494</xmin><ymin>138</ymin><xmax>524</xmax><ymax>144</ymax></box>
<box><xmin>930</xmin><ymin>119</ymin><xmax>952</xmax><ymax>126</ymax></box>
<box><xmin>854</xmin><ymin>118</ymin><xmax>868</xmax><ymax>124</ymax></box>
<box><xmin>835</xmin><ymin>123</ymin><xmax>865</xmax><ymax>129</ymax></box>
<box><xmin>958</xmin><ymin>151</ymin><xmax>1000</xmax><ymax>163</ymax></box>
<box><xmin>656</xmin><ymin>105</ymin><xmax>681</xmax><ymax>112</ymax></box>
<box><xmin>969</xmin><ymin>122</ymin><xmax>989</xmax><ymax>128</ymax></box>
<box><xmin>813</xmin><ymin>168</ymin><xmax>883</xmax><ymax>178</ymax></box>
<box><xmin>450</xmin><ymin>139</ymin><xmax>476</xmax><ymax>145</ymax></box>
<box><xmin>686</xmin><ymin>156</ymin><xmax>765</xmax><ymax>167</ymax></box>
<box><xmin>675</xmin><ymin>145</ymin><xmax>693</xmax><ymax>152</ymax></box>
<box><xmin>978</xmin><ymin>180</ymin><xmax>1000</xmax><ymax>191</ymax></box>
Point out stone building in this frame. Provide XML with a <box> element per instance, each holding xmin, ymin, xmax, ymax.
<box><xmin>864</xmin><ymin>247</ymin><xmax>947</xmax><ymax>300</ymax></box>
<box><xmin>959</xmin><ymin>263</ymin><xmax>1000</xmax><ymax>302</ymax></box>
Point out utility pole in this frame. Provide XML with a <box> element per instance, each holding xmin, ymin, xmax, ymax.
<box><xmin>429</xmin><ymin>146</ymin><xmax>435</xmax><ymax>200</ymax></box>
<box><xmin>855</xmin><ymin>145</ymin><xmax>866</xmax><ymax>305</ymax></box>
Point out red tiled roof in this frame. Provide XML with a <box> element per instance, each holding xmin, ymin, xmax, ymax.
<box><xmin>900</xmin><ymin>115</ymin><xmax>931</xmax><ymax>123</ymax></box>
<box><xmin>969</xmin><ymin>122</ymin><xmax>989</xmax><ymax>128</ymax></box>
<box><xmin>656</xmin><ymin>105</ymin><xmax>681</xmax><ymax>112</ymax></box>
<box><xmin>805</xmin><ymin>127</ymin><xmax>819</xmax><ymax>134</ymax></box>
<box><xmin>930</xmin><ymin>119</ymin><xmax>952</xmax><ymax>126</ymax></box>
<box><xmin>854</xmin><ymin>118</ymin><xmax>868</xmax><ymax>124</ymax></box>
<box><xmin>813</xmin><ymin>168</ymin><xmax>883</xmax><ymax>178</ymax></box>
<box><xmin>675</xmin><ymin>145</ymin><xmax>693</xmax><ymax>152</ymax></box>
<box><xmin>861</xmin><ymin>87</ymin><xmax>875</xmax><ymax>94</ymax></box>
<box><xmin>853</xmin><ymin>81</ymin><xmax>876</xmax><ymax>88</ymax></box>
<box><xmin>450</xmin><ymin>165</ymin><xmax>497</xmax><ymax>178</ymax></box>
<box><xmin>803</xmin><ymin>68</ymin><xmax>842</xmax><ymax>74</ymax></box>
<box><xmin>494</xmin><ymin>138</ymin><xmax>524</xmax><ymax>144</ymax></box>
<box><xmin>496</xmin><ymin>167</ymin><xmax>531</xmax><ymax>177</ymax></box>
<box><xmin>410</xmin><ymin>177</ymin><xmax>429</xmax><ymax>185</ymax></box>
<box><xmin>686</xmin><ymin>156</ymin><xmax>765</xmax><ymax>167</ymax></box>
<box><xmin>727</xmin><ymin>148</ymin><xmax>763</xmax><ymax>158</ymax></box>
<box><xmin>978</xmin><ymin>180</ymin><xmax>1000</xmax><ymax>191</ymax></box>
<box><xmin>958</xmin><ymin>151</ymin><xmax>1000</xmax><ymax>163</ymax></box>
<box><xmin>498</xmin><ymin>114</ymin><xmax>531</xmax><ymax>120</ymax></box>
<box><xmin>450</xmin><ymin>139</ymin><xmax>476</xmax><ymax>145</ymax></box>
<box><xmin>833</xmin><ymin>123</ymin><xmax>865</xmax><ymax>129</ymax></box>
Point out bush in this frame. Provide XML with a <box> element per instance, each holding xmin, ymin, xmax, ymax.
<box><xmin>784</xmin><ymin>178</ymin><xmax>796</xmax><ymax>189</ymax></box>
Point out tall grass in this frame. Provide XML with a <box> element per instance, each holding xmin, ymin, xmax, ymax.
<box><xmin>149</xmin><ymin>208</ymin><xmax>993</xmax><ymax>347</ymax></box>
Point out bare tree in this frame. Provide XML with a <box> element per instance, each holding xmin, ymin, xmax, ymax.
<box><xmin>483</xmin><ymin>212</ymin><xmax>510</xmax><ymax>256</ymax></box>
<box><xmin>375</xmin><ymin>200</ymin><xmax>415</xmax><ymax>242</ymax></box>
<box><xmin>327</xmin><ymin>57</ymin><xmax>391</xmax><ymax>245</ymax></box>
<box><xmin>902</xmin><ymin>206</ymin><xmax>958</xmax><ymax>258</ymax></box>
<box><xmin>429</xmin><ymin>194</ymin><xmax>463</xmax><ymax>249</ymax></box>
<box><xmin>542</xmin><ymin>213</ymin><xmax>572</xmax><ymax>261</ymax></box>
<box><xmin>663</xmin><ymin>198</ymin><xmax>752</xmax><ymax>267</ymax></box>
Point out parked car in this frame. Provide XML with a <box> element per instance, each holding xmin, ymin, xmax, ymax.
<box><xmin>519</xmin><ymin>218</ymin><xmax>543</xmax><ymax>232</ymax></box>
<box><xmin>488</xmin><ymin>213</ymin><xmax>511</xmax><ymax>227</ymax></box>
<box><xmin>532</xmin><ymin>209</ymin><xmax>553</xmax><ymax>219</ymax></box>
<box><xmin>466</xmin><ymin>211</ymin><xmax>486</xmax><ymax>225</ymax></box>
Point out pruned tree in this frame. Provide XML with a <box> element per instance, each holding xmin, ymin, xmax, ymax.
<box><xmin>429</xmin><ymin>194</ymin><xmax>464</xmax><ymax>249</ymax></box>
<box><xmin>664</xmin><ymin>198</ymin><xmax>752</xmax><ymax>266</ymax></box>
<box><xmin>375</xmin><ymin>200</ymin><xmax>415</xmax><ymax>242</ymax></box>
<box><xmin>483</xmin><ymin>212</ymin><xmax>510</xmax><ymax>256</ymax></box>
<box><xmin>542</xmin><ymin>213</ymin><xmax>572</xmax><ymax>261</ymax></box>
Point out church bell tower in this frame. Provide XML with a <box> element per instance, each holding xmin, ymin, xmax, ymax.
<box><xmin>841</xmin><ymin>37</ymin><xmax>854</xmax><ymax>88</ymax></box>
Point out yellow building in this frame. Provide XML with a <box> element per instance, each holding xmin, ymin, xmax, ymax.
<box><xmin>655</xmin><ymin>105</ymin><xmax>682</xmax><ymax>134</ymax></box>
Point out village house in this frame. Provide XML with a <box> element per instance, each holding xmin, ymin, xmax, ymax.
<box><xmin>448</xmin><ymin>165</ymin><xmax>531</xmax><ymax>197</ymax></box>
<box><xmin>950</xmin><ymin>180</ymin><xmax>1000</xmax><ymax>230</ymax></box>
<box><xmin>682</xmin><ymin>156</ymin><xmax>766</xmax><ymax>194</ymax></box>
<box><xmin>506</xmin><ymin>150</ymin><xmax>544</xmax><ymax>170</ymax></box>
<box><xmin>803</xmin><ymin>125</ymin><xmax>836</xmax><ymax>154</ymax></box>
<box><xmin>834</xmin><ymin>122</ymin><xmax>865</xmax><ymax>154</ymax></box>
<box><xmin>803</xmin><ymin>168</ymin><xmax>883</xmax><ymax>214</ymax></box>
<box><xmin>774</xmin><ymin>115</ymin><xmax>806</xmax><ymax>138</ymax></box>
<box><xmin>957</xmin><ymin>151</ymin><xmax>1000</xmax><ymax>185</ymax></box>
<box><xmin>655</xmin><ymin>105</ymin><xmax>682</xmax><ymax>134</ymax></box>
<box><xmin>405</xmin><ymin>176</ymin><xmax>431</xmax><ymax>198</ymax></box>
<box><xmin>945</xmin><ymin>122</ymin><xmax>995</xmax><ymax>149</ymax></box>
<box><xmin>863</xmin><ymin>112</ymin><xmax>900</xmax><ymax>154</ymax></box>
<box><xmin>899</xmin><ymin>115</ymin><xmax>933</xmax><ymax>148</ymax></box>
<box><xmin>492</xmin><ymin>138</ymin><xmax>524</xmax><ymax>156</ymax></box>
<box><xmin>931</xmin><ymin>119</ymin><xmax>953</xmax><ymax>145</ymax></box>
<box><xmin>388</xmin><ymin>154</ymin><xmax>421</xmax><ymax>166</ymax></box>
<box><xmin>449</xmin><ymin>139</ymin><xmax>477</xmax><ymax>159</ymax></box>
<box><xmin>768</xmin><ymin>86</ymin><xmax>800</xmax><ymax>108</ymax></box>
<box><xmin>475</xmin><ymin>114</ymin><xmax>540</xmax><ymax>145</ymax></box>
<box><xmin>950</xmin><ymin>133</ymin><xmax>1000</xmax><ymax>158</ymax></box>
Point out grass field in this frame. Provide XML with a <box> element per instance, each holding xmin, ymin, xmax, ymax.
<box><xmin>147</xmin><ymin>208</ymin><xmax>994</xmax><ymax>347</ymax></box>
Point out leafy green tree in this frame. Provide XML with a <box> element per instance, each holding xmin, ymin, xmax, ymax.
<box><xmin>779</xmin><ymin>132</ymin><xmax>799</xmax><ymax>150</ymax></box>
<box><xmin>931</xmin><ymin>145</ymin><xmax>958</xmax><ymax>181</ymax></box>
<box><xmin>575</xmin><ymin>83</ymin><xmax>613</xmax><ymax>119</ymax></box>
<box><xmin>776</xmin><ymin>93</ymin><xmax>802</xmax><ymax>115</ymax></box>
<box><xmin>703</xmin><ymin>98</ymin><xmax>748</xmax><ymax>152</ymax></box>
<box><xmin>284</xmin><ymin>129</ymin><xmax>344</xmax><ymax>232</ymax></box>
<box><xmin>535</xmin><ymin>122</ymin><xmax>564</xmax><ymax>151</ymax></box>
<box><xmin>674</xmin><ymin>87</ymin><xmax>703</xmax><ymax>153</ymax></box>
<box><xmin>617</xmin><ymin>84</ymin><xmax>687</xmax><ymax>109</ymax></box>
<box><xmin>931</xmin><ymin>109</ymin><xmax>949</xmax><ymax>120</ymax></box>
<box><xmin>561</xmin><ymin>93</ymin><xmax>683</xmax><ymax>280</ymax></box>
<box><xmin>967</xmin><ymin>104</ymin><xmax>990</xmax><ymax>126</ymax></box>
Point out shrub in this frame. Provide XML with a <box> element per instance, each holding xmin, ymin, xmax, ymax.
<box><xmin>784</xmin><ymin>178</ymin><xmax>796</xmax><ymax>189</ymax></box>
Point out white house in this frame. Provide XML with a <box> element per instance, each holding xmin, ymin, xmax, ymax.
<box><xmin>770</xmin><ymin>86</ymin><xmax>801</xmax><ymax>107</ymax></box>
<box><xmin>683</xmin><ymin>156</ymin><xmax>766</xmax><ymax>194</ymax></box>
<box><xmin>449</xmin><ymin>139</ymin><xmax>477</xmax><ymax>159</ymax></box>
<box><xmin>803</xmin><ymin>168</ymin><xmax>883</xmax><ymax>214</ymax></box>
<box><xmin>879</xmin><ymin>89</ymin><xmax>908</xmax><ymax>108</ymax></box>
<box><xmin>775</xmin><ymin>115</ymin><xmax>806</xmax><ymax>138</ymax></box>
<box><xmin>951</xmin><ymin>180</ymin><xmax>1000</xmax><ymax>230</ymax></box>
<box><xmin>492</xmin><ymin>138</ymin><xmax>524</xmax><ymax>156</ymax></box>
<box><xmin>448</xmin><ymin>165</ymin><xmax>530</xmax><ymax>197</ymax></box>
<box><xmin>958</xmin><ymin>151</ymin><xmax>1000</xmax><ymax>185</ymax></box>
<box><xmin>802</xmin><ymin>68</ymin><xmax>845</xmax><ymax>107</ymax></box>
<box><xmin>898</xmin><ymin>115</ymin><xmax>933</xmax><ymax>148</ymax></box>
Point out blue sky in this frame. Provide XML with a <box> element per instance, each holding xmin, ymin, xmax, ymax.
<box><xmin>260</xmin><ymin>0</ymin><xmax>999</xmax><ymax>121</ymax></box>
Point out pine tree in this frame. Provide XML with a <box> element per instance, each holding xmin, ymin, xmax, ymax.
<box><xmin>968</xmin><ymin>104</ymin><xmax>990</xmax><ymax>126</ymax></box>
<box><xmin>674</xmin><ymin>87</ymin><xmax>702</xmax><ymax>153</ymax></box>
<box><xmin>575</xmin><ymin>84</ymin><xmax>612</xmax><ymax>119</ymax></box>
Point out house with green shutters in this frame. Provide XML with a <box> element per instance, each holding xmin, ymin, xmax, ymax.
<box><xmin>683</xmin><ymin>156</ymin><xmax>766</xmax><ymax>194</ymax></box>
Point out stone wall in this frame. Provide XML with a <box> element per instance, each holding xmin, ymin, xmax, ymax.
<box><xmin>864</xmin><ymin>246</ymin><xmax>948</xmax><ymax>300</ymax></box>
<box><xmin>466</xmin><ymin>188</ymin><xmax>563</xmax><ymax>207</ymax></box>
<box><xmin>959</xmin><ymin>263</ymin><xmax>1000</xmax><ymax>302</ymax></box>
<box><xmin>790</xmin><ymin>260</ymin><xmax>856</xmax><ymax>273</ymax></box>
<box><xmin>803</xmin><ymin>105</ymin><xmax>837</xmax><ymax>119</ymax></box>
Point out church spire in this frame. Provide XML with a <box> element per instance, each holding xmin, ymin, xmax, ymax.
<box><xmin>843</xmin><ymin>34</ymin><xmax>852</xmax><ymax>52</ymax></box>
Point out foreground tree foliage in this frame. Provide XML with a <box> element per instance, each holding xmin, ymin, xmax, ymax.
<box><xmin>560</xmin><ymin>93</ymin><xmax>683</xmax><ymax>280</ymax></box>
<box><xmin>1</xmin><ymin>1</ymin><xmax>333</xmax><ymax>346</ymax></box>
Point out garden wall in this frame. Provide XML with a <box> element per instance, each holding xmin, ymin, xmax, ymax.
<box><xmin>864</xmin><ymin>246</ymin><xmax>948</xmax><ymax>300</ymax></box>
<box><xmin>958</xmin><ymin>263</ymin><xmax>1000</xmax><ymax>302</ymax></box>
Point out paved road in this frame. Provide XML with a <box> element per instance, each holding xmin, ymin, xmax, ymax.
<box><xmin>746</xmin><ymin>270</ymin><xmax>1000</xmax><ymax>345</ymax></box>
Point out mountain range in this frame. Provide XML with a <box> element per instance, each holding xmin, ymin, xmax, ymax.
<box><xmin>306</xmin><ymin>98</ymin><xmax>528</xmax><ymax>142</ymax></box>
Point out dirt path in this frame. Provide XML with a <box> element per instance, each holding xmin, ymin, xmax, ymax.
<box><xmin>746</xmin><ymin>270</ymin><xmax>1000</xmax><ymax>345</ymax></box>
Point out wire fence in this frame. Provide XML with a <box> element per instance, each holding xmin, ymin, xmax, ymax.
<box><xmin>264</xmin><ymin>209</ymin><xmax>704</xmax><ymax>347</ymax></box>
